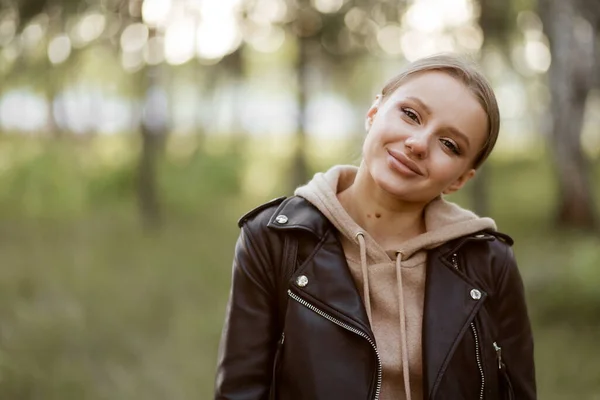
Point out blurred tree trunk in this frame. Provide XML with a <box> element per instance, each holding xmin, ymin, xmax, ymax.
<box><xmin>220</xmin><ymin>48</ymin><xmax>248</xmax><ymax>153</ymax></box>
<box><xmin>194</xmin><ymin>62</ymin><xmax>208</xmax><ymax>141</ymax></box>
<box><xmin>577</xmin><ymin>0</ymin><xmax>600</xmax><ymax>87</ymax></box>
<box><xmin>44</xmin><ymin>60</ymin><xmax>68</xmax><ymax>137</ymax></box>
<box><xmin>224</xmin><ymin>49</ymin><xmax>244</xmax><ymax>135</ymax></box>
<box><xmin>539</xmin><ymin>0</ymin><xmax>597</xmax><ymax>229</ymax></box>
<box><xmin>45</xmin><ymin>74</ymin><xmax>59</xmax><ymax>136</ymax></box>
<box><xmin>291</xmin><ymin>35</ymin><xmax>310</xmax><ymax>190</ymax></box>
<box><xmin>45</xmin><ymin>6</ymin><xmax>63</xmax><ymax>137</ymax></box>
<box><xmin>473</xmin><ymin>0</ymin><xmax>512</xmax><ymax>217</ymax></box>
<box><xmin>286</xmin><ymin>0</ymin><xmax>324</xmax><ymax>190</ymax></box>
<box><xmin>137</xmin><ymin>27</ymin><xmax>168</xmax><ymax>230</ymax></box>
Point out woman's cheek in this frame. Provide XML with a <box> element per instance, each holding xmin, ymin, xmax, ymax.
<box><xmin>362</xmin><ymin>135</ymin><xmax>374</xmax><ymax>163</ymax></box>
<box><xmin>363</xmin><ymin>129</ymin><xmax>384</xmax><ymax>156</ymax></box>
<box><xmin>438</xmin><ymin>159</ymin><xmax>468</xmax><ymax>182</ymax></box>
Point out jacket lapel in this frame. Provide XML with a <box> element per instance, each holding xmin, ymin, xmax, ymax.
<box><xmin>422</xmin><ymin>247</ymin><xmax>487</xmax><ymax>399</ymax></box>
<box><xmin>288</xmin><ymin>230</ymin><xmax>373</xmax><ymax>335</ymax></box>
<box><xmin>268</xmin><ymin>196</ymin><xmax>373</xmax><ymax>336</ymax></box>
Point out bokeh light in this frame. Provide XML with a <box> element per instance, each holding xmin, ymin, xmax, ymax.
<box><xmin>120</xmin><ymin>23</ymin><xmax>149</xmax><ymax>53</ymax></box>
<box><xmin>524</xmin><ymin>40</ymin><xmax>551</xmax><ymax>72</ymax></box>
<box><xmin>249</xmin><ymin>0</ymin><xmax>288</xmax><ymax>24</ymax></box>
<box><xmin>245</xmin><ymin>24</ymin><xmax>286</xmax><ymax>53</ymax></box>
<box><xmin>48</xmin><ymin>34</ymin><xmax>72</xmax><ymax>64</ymax></box>
<box><xmin>0</xmin><ymin>90</ymin><xmax>48</xmax><ymax>131</ymax></box>
<box><xmin>22</xmin><ymin>22</ymin><xmax>45</xmax><ymax>51</ymax></box>
<box><xmin>165</xmin><ymin>16</ymin><xmax>196</xmax><ymax>65</ymax></box>
<box><xmin>76</xmin><ymin>12</ymin><xmax>106</xmax><ymax>43</ymax></box>
<box><xmin>377</xmin><ymin>25</ymin><xmax>403</xmax><ymax>55</ymax></box>
<box><xmin>0</xmin><ymin>17</ymin><xmax>17</xmax><ymax>46</ymax></box>
<box><xmin>142</xmin><ymin>0</ymin><xmax>173</xmax><ymax>27</ymax></box>
<box><xmin>312</xmin><ymin>0</ymin><xmax>345</xmax><ymax>14</ymax></box>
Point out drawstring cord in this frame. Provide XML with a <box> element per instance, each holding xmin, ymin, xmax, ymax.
<box><xmin>356</xmin><ymin>232</ymin><xmax>372</xmax><ymax>325</ymax></box>
<box><xmin>396</xmin><ymin>251</ymin><xmax>412</xmax><ymax>400</ymax></box>
<box><xmin>356</xmin><ymin>232</ymin><xmax>412</xmax><ymax>400</ymax></box>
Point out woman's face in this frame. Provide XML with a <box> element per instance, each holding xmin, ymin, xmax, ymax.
<box><xmin>362</xmin><ymin>71</ymin><xmax>489</xmax><ymax>205</ymax></box>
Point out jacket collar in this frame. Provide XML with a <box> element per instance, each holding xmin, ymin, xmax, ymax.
<box><xmin>267</xmin><ymin>196</ymin><xmax>331</xmax><ymax>239</ymax></box>
<box><xmin>269</xmin><ymin>196</ymin><xmax>373</xmax><ymax>336</ymax></box>
<box><xmin>266</xmin><ymin>196</ymin><xmax>508</xmax><ymax>245</ymax></box>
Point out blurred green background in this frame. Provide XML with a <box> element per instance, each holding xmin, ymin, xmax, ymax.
<box><xmin>0</xmin><ymin>0</ymin><xmax>599</xmax><ymax>399</ymax></box>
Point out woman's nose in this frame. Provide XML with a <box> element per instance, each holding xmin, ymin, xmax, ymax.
<box><xmin>404</xmin><ymin>133</ymin><xmax>428</xmax><ymax>159</ymax></box>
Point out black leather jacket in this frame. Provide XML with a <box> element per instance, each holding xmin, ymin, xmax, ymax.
<box><xmin>215</xmin><ymin>196</ymin><xmax>536</xmax><ymax>400</ymax></box>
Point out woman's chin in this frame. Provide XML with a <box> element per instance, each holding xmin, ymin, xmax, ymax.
<box><xmin>369</xmin><ymin>169</ymin><xmax>437</xmax><ymax>205</ymax></box>
<box><xmin>371</xmin><ymin>171</ymin><xmax>415</xmax><ymax>200</ymax></box>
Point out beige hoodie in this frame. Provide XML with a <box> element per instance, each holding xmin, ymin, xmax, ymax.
<box><xmin>294</xmin><ymin>165</ymin><xmax>497</xmax><ymax>400</ymax></box>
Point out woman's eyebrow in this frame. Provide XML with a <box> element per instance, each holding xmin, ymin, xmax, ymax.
<box><xmin>446</xmin><ymin>126</ymin><xmax>471</xmax><ymax>150</ymax></box>
<box><xmin>405</xmin><ymin>96</ymin><xmax>432</xmax><ymax>115</ymax></box>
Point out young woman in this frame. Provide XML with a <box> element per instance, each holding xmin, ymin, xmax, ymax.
<box><xmin>214</xmin><ymin>54</ymin><xmax>536</xmax><ymax>400</ymax></box>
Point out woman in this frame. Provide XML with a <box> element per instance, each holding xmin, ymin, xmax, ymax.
<box><xmin>214</xmin><ymin>54</ymin><xmax>536</xmax><ymax>400</ymax></box>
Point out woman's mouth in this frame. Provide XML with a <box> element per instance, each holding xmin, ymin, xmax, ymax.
<box><xmin>386</xmin><ymin>149</ymin><xmax>425</xmax><ymax>177</ymax></box>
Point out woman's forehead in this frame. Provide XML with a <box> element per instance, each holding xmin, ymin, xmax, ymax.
<box><xmin>386</xmin><ymin>71</ymin><xmax>470</xmax><ymax>100</ymax></box>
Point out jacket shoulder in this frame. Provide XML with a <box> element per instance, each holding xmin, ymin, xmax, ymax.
<box><xmin>445</xmin><ymin>230</ymin><xmax>517</xmax><ymax>288</ymax></box>
<box><xmin>482</xmin><ymin>230</ymin><xmax>515</xmax><ymax>263</ymax></box>
<box><xmin>483</xmin><ymin>230</ymin><xmax>514</xmax><ymax>246</ymax></box>
<box><xmin>468</xmin><ymin>231</ymin><xmax>521</xmax><ymax>296</ymax></box>
<box><xmin>237</xmin><ymin>196</ymin><xmax>287</xmax><ymax>228</ymax></box>
<box><xmin>473</xmin><ymin>230</ymin><xmax>516</xmax><ymax>266</ymax></box>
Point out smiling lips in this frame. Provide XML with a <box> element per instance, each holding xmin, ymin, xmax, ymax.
<box><xmin>387</xmin><ymin>148</ymin><xmax>425</xmax><ymax>176</ymax></box>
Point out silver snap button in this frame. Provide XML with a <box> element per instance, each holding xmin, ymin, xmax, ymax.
<box><xmin>275</xmin><ymin>215</ymin><xmax>288</xmax><ymax>224</ymax></box>
<box><xmin>470</xmin><ymin>289</ymin><xmax>482</xmax><ymax>300</ymax></box>
<box><xmin>296</xmin><ymin>275</ymin><xmax>308</xmax><ymax>287</ymax></box>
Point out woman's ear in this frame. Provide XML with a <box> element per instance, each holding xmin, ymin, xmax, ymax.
<box><xmin>364</xmin><ymin>115</ymin><xmax>374</xmax><ymax>131</ymax></box>
<box><xmin>365</xmin><ymin>95</ymin><xmax>382</xmax><ymax>131</ymax></box>
<box><xmin>443</xmin><ymin>169</ymin><xmax>476</xmax><ymax>195</ymax></box>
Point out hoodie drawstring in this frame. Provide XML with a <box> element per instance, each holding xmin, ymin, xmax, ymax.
<box><xmin>356</xmin><ymin>232</ymin><xmax>412</xmax><ymax>400</ymax></box>
<box><xmin>396</xmin><ymin>251</ymin><xmax>412</xmax><ymax>400</ymax></box>
<box><xmin>356</xmin><ymin>232</ymin><xmax>372</xmax><ymax>325</ymax></box>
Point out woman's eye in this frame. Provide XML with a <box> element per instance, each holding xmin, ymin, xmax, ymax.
<box><xmin>441</xmin><ymin>138</ymin><xmax>461</xmax><ymax>155</ymax></box>
<box><xmin>401</xmin><ymin>107</ymin><xmax>419</xmax><ymax>123</ymax></box>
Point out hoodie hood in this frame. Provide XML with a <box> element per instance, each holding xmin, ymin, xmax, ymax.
<box><xmin>294</xmin><ymin>164</ymin><xmax>496</xmax><ymax>400</ymax></box>
<box><xmin>295</xmin><ymin>164</ymin><xmax>496</xmax><ymax>262</ymax></box>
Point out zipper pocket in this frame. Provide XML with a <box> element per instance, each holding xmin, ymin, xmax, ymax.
<box><xmin>287</xmin><ymin>289</ymin><xmax>382</xmax><ymax>400</ymax></box>
<box><xmin>493</xmin><ymin>342</ymin><xmax>502</xmax><ymax>370</ymax></box>
<box><xmin>494</xmin><ymin>342</ymin><xmax>515</xmax><ymax>400</ymax></box>
<box><xmin>269</xmin><ymin>332</ymin><xmax>285</xmax><ymax>400</ymax></box>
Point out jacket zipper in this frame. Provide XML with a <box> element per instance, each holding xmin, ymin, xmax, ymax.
<box><xmin>287</xmin><ymin>289</ymin><xmax>382</xmax><ymax>400</ymax></box>
<box><xmin>452</xmin><ymin>254</ymin><xmax>485</xmax><ymax>400</ymax></box>
<box><xmin>470</xmin><ymin>322</ymin><xmax>485</xmax><ymax>400</ymax></box>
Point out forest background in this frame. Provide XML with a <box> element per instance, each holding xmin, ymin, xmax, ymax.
<box><xmin>0</xmin><ymin>0</ymin><xmax>599</xmax><ymax>398</ymax></box>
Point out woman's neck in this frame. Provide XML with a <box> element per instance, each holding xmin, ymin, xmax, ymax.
<box><xmin>337</xmin><ymin>164</ymin><xmax>427</xmax><ymax>247</ymax></box>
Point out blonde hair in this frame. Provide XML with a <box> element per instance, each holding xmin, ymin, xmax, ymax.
<box><xmin>379</xmin><ymin>54</ymin><xmax>500</xmax><ymax>169</ymax></box>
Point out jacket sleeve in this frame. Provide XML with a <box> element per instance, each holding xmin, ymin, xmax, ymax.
<box><xmin>214</xmin><ymin>225</ymin><xmax>278</xmax><ymax>400</ymax></box>
<box><xmin>492</xmin><ymin>245</ymin><xmax>537</xmax><ymax>399</ymax></box>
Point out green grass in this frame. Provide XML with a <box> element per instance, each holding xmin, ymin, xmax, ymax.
<box><xmin>0</xmin><ymin>208</ymin><xmax>241</xmax><ymax>399</ymax></box>
<box><xmin>0</xmin><ymin>136</ymin><xmax>597</xmax><ymax>399</ymax></box>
